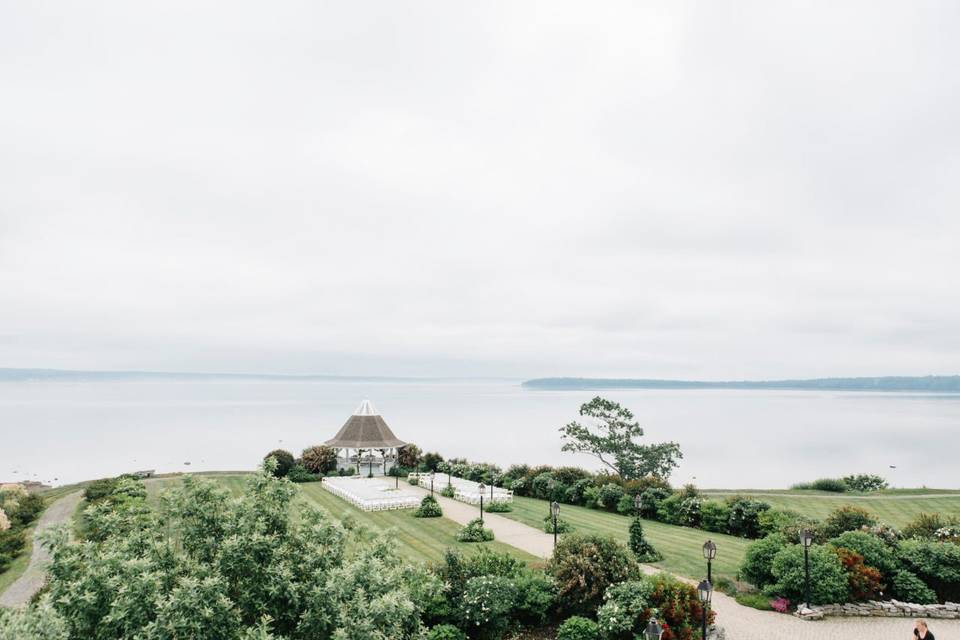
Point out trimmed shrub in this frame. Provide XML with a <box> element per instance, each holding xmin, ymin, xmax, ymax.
<box><xmin>741</xmin><ymin>533</ymin><xmax>788</xmax><ymax>589</ymax></box>
<box><xmin>768</xmin><ymin>545</ymin><xmax>849</xmax><ymax>605</ymax></box>
<box><xmin>263</xmin><ymin>449</ymin><xmax>295</xmax><ymax>477</ymax></box>
<box><xmin>556</xmin><ymin>616</ymin><xmax>599</xmax><ymax>640</ymax></box>
<box><xmin>458</xmin><ymin>575</ymin><xmax>516</xmax><ymax>639</ymax></box>
<box><xmin>701</xmin><ymin>500</ymin><xmax>731</xmax><ymax>533</ymax></box>
<box><xmin>426</xmin><ymin>624</ymin><xmax>467</xmax><ymax>640</ymax></box>
<box><xmin>485</xmin><ymin>501</ymin><xmax>512</xmax><ymax>513</ymax></box>
<box><xmin>897</xmin><ymin>539</ymin><xmax>960</xmax><ymax>602</ymax></box>
<box><xmin>828</xmin><ymin>531</ymin><xmax>899</xmax><ymax>577</ymax></box>
<box><xmin>414</xmin><ymin>496</ymin><xmax>443</xmax><ymax>518</ymax></box>
<box><xmin>456</xmin><ymin>518</ymin><xmax>494</xmax><ymax>542</ymax></box>
<box><xmin>842</xmin><ymin>474</ymin><xmax>887</xmax><ymax>492</ymax></box>
<box><xmin>440</xmin><ymin>485</ymin><xmax>456</xmax><ymax>499</ymax></box>
<box><xmin>544</xmin><ymin>515</ymin><xmax>574</xmax><ymax>534</ymax></box>
<box><xmin>548</xmin><ymin>534</ymin><xmax>639</xmax><ymax>615</ymax></box>
<box><xmin>596</xmin><ymin>579</ymin><xmax>652</xmax><ymax>639</ymax></box>
<box><xmin>511</xmin><ymin>571</ymin><xmax>557</xmax><ymax>627</ymax></box>
<box><xmin>726</xmin><ymin>496</ymin><xmax>771</xmax><ymax>538</ymax></box>
<box><xmin>834</xmin><ymin>547</ymin><xmax>883</xmax><ymax>601</ymax></box>
<box><xmin>286</xmin><ymin>464</ymin><xmax>319</xmax><ymax>483</ymax></box>
<box><xmin>791</xmin><ymin>478</ymin><xmax>848</xmax><ymax>492</ymax></box>
<box><xmin>628</xmin><ymin>518</ymin><xmax>661</xmax><ymax>562</ymax></box>
<box><xmin>889</xmin><ymin>569</ymin><xmax>938</xmax><ymax>604</ymax></box>
<box><xmin>822</xmin><ymin>506</ymin><xmax>876</xmax><ymax>539</ymax></box>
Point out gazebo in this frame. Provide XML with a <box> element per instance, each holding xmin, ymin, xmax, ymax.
<box><xmin>325</xmin><ymin>400</ymin><xmax>406</xmax><ymax>476</ymax></box>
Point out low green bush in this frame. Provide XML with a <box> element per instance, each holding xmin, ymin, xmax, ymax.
<box><xmin>889</xmin><ymin>569</ymin><xmax>938</xmax><ymax>604</ymax></box>
<box><xmin>822</xmin><ymin>506</ymin><xmax>876</xmax><ymax>539</ymax></box>
<box><xmin>791</xmin><ymin>478</ymin><xmax>848</xmax><ymax>492</ymax></box>
<box><xmin>596</xmin><ymin>579</ymin><xmax>652</xmax><ymax>638</ymax></box>
<box><xmin>768</xmin><ymin>545</ymin><xmax>849</xmax><ymax>605</ymax></box>
<box><xmin>456</xmin><ymin>518</ymin><xmax>494</xmax><ymax>542</ymax></box>
<box><xmin>741</xmin><ymin>533</ymin><xmax>788</xmax><ymax>589</ymax></box>
<box><xmin>828</xmin><ymin>530</ymin><xmax>899</xmax><ymax>577</ymax></box>
<box><xmin>548</xmin><ymin>534</ymin><xmax>639</xmax><ymax>615</ymax></box>
<box><xmin>726</xmin><ymin>496</ymin><xmax>771</xmax><ymax>538</ymax></box>
<box><xmin>897</xmin><ymin>539</ymin><xmax>960</xmax><ymax>602</ymax></box>
<box><xmin>556</xmin><ymin>616</ymin><xmax>599</xmax><ymax>640</ymax></box>
<box><xmin>408</xmin><ymin>475</ymin><xmax>420</xmax><ymax>485</ymax></box>
<box><xmin>0</xmin><ymin>528</ymin><xmax>27</xmax><ymax>573</ymax></box>
<box><xmin>511</xmin><ymin>571</ymin><xmax>557</xmax><ymax>627</ymax></box>
<box><xmin>440</xmin><ymin>485</ymin><xmax>456</xmax><ymax>499</ymax></box>
<box><xmin>287</xmin><ymin>464</ymin><xmax>319</xmax><ymax>483</ymax></box>
<box><xmin>426</xmin><ymin>624</ymin><xmax>467</xmax><ymax>640</ymax></box>
<box><xmin>701</xmin><ymin>500</ymin><xmax>731</xmax><ymax>533</ymax></box>
<box><xmin>544</xmin><ymin>515</ymin><xmax>574</xmax><ymax>534</ymax></box>
<box><xmin>414</xmin><ymin>496</ymin><xmax>443</xmax><ymax>518</ymax></box>
<box><xmin>485</xmin><ymin>501</ymin><xmax>512</xmax><ymax>513</ymax></box>
<box><xmin>842</xmin><ymin>474</ymin><xmax>887</xmax><ymax>492</ymax></box>
<box><xmin>735</xmin><ymin>591</ymin><xmax>774</xmax><ymax>610</ymax></box>
<box><xmin>458</xmin><ymin>575</ymin><xmax>515</xmax><ymax>639</ymax></box>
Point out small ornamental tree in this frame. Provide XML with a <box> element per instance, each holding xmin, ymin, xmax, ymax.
<box><xmin>628</xmin><ymin>518</ymin><xmax>661</xmax><ymax>562</ymax></box>
<box><xmin>834</xmin><ymin>547</ymin><xmax>883</xmax><ymax>601</ymax></box>
<box><xmin>300</xmin><ymin>445</ymin><xmax>338</xmax><ymax>474</ymax></box>
<box><xmin>559</xmin><ymin>397</ymin><xmax>682</xmax><ymax>480</ymax></box>
<box><xmin>398</xmin><ymin>444</ymin><xmax>423</xmax><ymax>469</ymax></box>
<box><xmin>263</xmin><ymin>449</ymin><xmax>295</xmax><ymax>477</ymax></box>
<box><xmin>456</xmin><ymin>519</ymin><xmax>494</xmax><ymax>542</ymax></box>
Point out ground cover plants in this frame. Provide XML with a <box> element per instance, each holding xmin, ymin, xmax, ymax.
<box><xmin>0</xmin><ymin>484</ymin><xmax>46</xmax><ymax>574</ymax></box>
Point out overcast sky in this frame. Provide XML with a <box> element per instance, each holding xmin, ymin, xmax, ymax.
<box><xmin>1</xmin><ymin>1</ymin><xmax>958</xmax><ymax>379</ymax></box>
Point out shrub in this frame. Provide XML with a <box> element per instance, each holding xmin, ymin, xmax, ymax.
<box><xmin>596</xmin><ymin>579</ymin><xmax>653</xmax><ymax>638</ymax></box>
<box><xmin>903</xmin><ymin>513</ymin><xmax>960</xmax><ymax>540</ymax></box>
<box><xmin>735</xmin><ymin>592</ymin><xmax>773</xmax><ymax>610</ymax></box>
<box><xmin>83</xmin><ymin>477</ymin><xmax>119</xmax><ymax>502</ymax></box>
<box><xmin>770</xmin><ymin>596</ymin><xmax>790</xmax><ymax>613</ymax></box>
<box><xmin>726</xmin><ymin>496</ymin><xmax>771</xmax><ymax>538</ymax></box>
<box><xmin>458</xmin><ymin>575</ymin><xmax>516</xmax><ymax>639</ymax></box>
<box><xmin>421</xmin><ymin>452</ymin><xmax>444</xmax><ymax>472</ymax></box>
<box><xmin>828</xmin><ymin>531</ymin><xmax>899</xmax><ymax>577</ymax></box>
<box><xmin>615</xmin><ymin>494</ymin><xmax>636</xmax><ymax>515</ymax></box>
<box><xmin>564</xmin><ymin>479</ymin><xmax>594</xmax><ymax>505</ymax></box>
<box><xmin>656</xmin><ymin>493</ymin><xmax>684</xmax><ymax>525</ymax></box>
<box><xmin>286</xmin><ymin>464</ymin><xmax>319</xmax><ymax>483</ymax></box>
<box><xmin>532</xmin><ymin>472</ymin><xmax>559</xmax><ymax>501</ymax></box>
<box><xmin>842</xmin><ymin>474</ymin><xmax>887</xmax><ymax>492</ymax></box>
<box><xmin>791</xmin><ymin>478</ymin><xmax>848</xmax><ymax>492</ymax></box>
<box><xmin>628</xmin><ymin>518</ymin><xmax>661</xmax><ymax>562</ymax></box>
<box><xmin>648</xmin><ymin>573</ymin><xmax>713</xmax><ymax>640</ymax></box>
<box><xmin>741</xmin><ymin>533</ymin><xmax>788</xmax><ymax>589</ymax></box>
<box><xmin>440</xmin><ymin>485</ymin><xmax>456</xmax><ymax>499</ymax></box>
<box><xmin>834</xmin><ymin>547</ymin><xmax>883</xmax><ymax>601</ymax></box>
<box><xmin>638</xmin><ymin>487</ymin><xmax>670</xmax><ymax>519</ymax></box>
<box><xmin>0</xmin><ymin>507</ymin><xmax>9</xmax><ymax>533</ymax></box>
<box><xmin>300</xmin><ymin>445</ymin><xmax>338</xmax><ymax>474</ymax></box>
<box><xmin>511</xmin><ymin>570</ymin><xmax>557</xmax><ymax>627</ymax></box>
<box><xmin>457</xmin><ymin>518</ymin><xmax>494</xmax><ymax>542</ymax></box>
<box><xmin>397</xmin><ymin>444</ymin><xmax>422</xmax><ymax>469</ymax></box>
<box><xmin>408</xmin><ymin>475</ymin><xmax>420</xmax><ymax>485</ymax></box>
<box><xmin>426</xmin><ymin>624</ymin><xmax>467</xmax><ymax>640</ymax></box>
<box><xmin>0</xmin><ymin>529</ymin><xmax>26</xmax><ymax>572</ymax></box>
<box><xmin>768</xmin><ymin>545</ymin><xmax>849</xmax><ymax>605</ymax></box>
<box><xmin>758</xmin><ymin>508</ymin><xmax>806</xmax><ymax>538</ymax></box>
<box><xmin>544</xmin><ymin>515</ymin><xmax>574</xmax><ymax>534</ymax></box>
<box><xmin>596</xmin><ymin>483</ymin><xmax>625</xmax><ymax>511</ymax></box>
<box><xmin>701</xmin><ymin>501</ymin><xmax>731</xmax><ymax>533</ymax></box>
<box><xmin>414</xmin><ymin>496</ymin><xmax>443</xmax><ymax>518</ymax></box>
<box><xmin>485</xmin><ymin>500</ymin><xmax>512</xmax><ymax>513</ymax></box>
<box><xmin>556</xmin><ymin>616</ymin><xmax>599</xmax><ymax>640</ymax></box>
<box><xmin>263</xmin><ymin>449</ymin><xmax>295</xmax><ymax>477</ymax></box>
<box><xmin>548</xmin><ymin>534</ymin><xmax>639</xmax><ymax>615</ymax></box>
<box><xmin>897</xmin><ymin>539</ymin><xmax>960</xmax><ymax>602</ymax></box>
<box><xmin>889</xmin><ymin>569</ymin><xmax>938</xmax><ymax>604</ymax></box>
<box><xmin>822</xmin><ymin>506</ymin><xmax>876</xmax><ymax>539</ymax></box>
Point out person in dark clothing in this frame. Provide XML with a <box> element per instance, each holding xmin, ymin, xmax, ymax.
<box><xmin>914</xmin><ymin>619</ymin><xmax>935</xmax><ymax>640</ymax></box>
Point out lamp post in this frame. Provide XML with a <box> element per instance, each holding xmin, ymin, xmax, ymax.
<box><xmin>478</xmin><ymin>483</ymin><xmax>485</xmax><ymax>524</ymax></box>
<box><xmin>702</xmin><ymin>540</ymin><xmax>717</xmax><ymax>583</ymax></box>
<box><xmin>430</xmin><ymin>471</ymin><xmax>435</xmax><ymax>497</ymax></box>
<box><xmin>800</xmin><ymin>529</ymin><xmax>814</xmax><ymax>607</ymax></box>
<box><xmin>634</xmin><ymin>493</ymin><xmax>643</xmax><ymax>516</ymax></box>
<box><xmin>697</xmin><ymin>580</ymin><xmax>712</xmax><ymax>640</ymax></box>
<box><xmin>551</xmin><ymin>501</ymin><xmax>560</xmax><ymax>549</ymax></box>
<box><xmin>643</xmin><ymin>618</ymin><xmax>663</xmax><ymax>640</ymax></box>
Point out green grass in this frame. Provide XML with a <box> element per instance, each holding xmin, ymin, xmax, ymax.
<box><xmin>140</xmin><ymin>474</ymin><xmax>537</xmax><ymax>566</ymax></box>
<box><xmin>501</xmin><ymin>496</ymin><xmax>751</xmax><ymax>582</ymax></box>
<box><xmin>701</xmin><ymin>490</ymin><xmax>960</xmax><ymax>528</ymax></box>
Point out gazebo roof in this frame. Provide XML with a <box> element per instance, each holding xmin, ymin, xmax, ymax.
<box><xmin>324</xmin><ymin>400</ymin><xmax>407</xmax><ymax>449</ymax></box>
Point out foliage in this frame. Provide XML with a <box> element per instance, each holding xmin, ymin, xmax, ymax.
<box><xmin>740</xmin><ymin>533</ymin><xmax>788</xmax><ymax>589</ymax></box>
<box><xmin>414</xmin><ymin>495</ymin><xmax>443</xmax><ymax>518</ymax></box>
<box><xmin>725</xmin><ymin>496</ymin><xmax>771</xmax><ymax>538</ymax></box>
<box><xmin>458</xmin><ymin>575</ymin><xmax>516</xmax><ymax>639</ymax></box>
<box><xmin>790</xmin><ymin>478</ymin><xmax>848</xmax><ymax>492</ymax></box>
<box><xmin>421</xmin><ymin>452</ymin><xmax>444</xmax><ymax>472</ymax></box>
<box><xmin>485</xmin><ymin>500</ymin><xmax>512</xmax><ymax>513</ymax></box>
<box><xmin>511</xmin><ymin>571</ymin><xmax>557</xmax><ymax>627</ymax></box>
<box><xmin>544</xmin><ymin>515</ymin><xmax>574</xmax><ymax>534</ymax></box>
<box><xmin>82</xmin><ymin>477</ymin><xmax>122</xmax><ymax>502</ymax></box>
<box><xmin>0</xmin><ymin>596</ymin><xmax>69</xmax><ymax>640</ymax></box>
<box><xmin>440</xmin><ymin>485</ymin><xmax>456</xmax><ymax>499</ymax></box>
<box><xmin>842</xmin><ymin>474</ymin><xmax>888</xmax><ymax>492</ymax></box>
<box><xmin>595</xmin><ymin>483</ymin><xmax>625</xmax><ymax>512</ymax></box>
<box><xmin>834</xmin><ymin>547</ymin><xmax>883</xmax><ymax>601</ymax></box>
<box><xmin>897</xmin><ymin>538</ymin><xmax>960</xmax><ymax>602</ymax></box>
<box><xmin>638</xmin><ymin>487</ymin><xmax>670</xmax><ymax>519</ymax></box>
<box><xmin>426</xmin><ymin>624</ymin><xmax>467</xmax><ymax>640</ymax></box>
<box><xmin>821</xmin><ymin>505</ymin><xmax>877</xmax><ymax>539</ymax></box>
<box><xmin>398</xmin><ymin>444</ymin><xmax>422</xmax><ymax>469</ymax></box>
<box><xmin>547</xmin><ymin>533</ymin><xmax>639</xmax><ymax>615</ymax></box>
<box><xmin>262</xmin><ymin>449</ymin><xmax>295</xmax><ymax>477</ymax></box>
<box><xmin>768</xmin><ymin>545</ymin><xmax>849</xmax><ymax>605</ymax></box>
<box><xmin>889</xmin><ymin>569</ymin><xmax>938</xmax><ymax>604</ymax></box>
<box><xmin>647</xmin><ymin>573</ymin><xmax>714</xmax><ymax>640</ymax></box>
<box><xmin>286</xmin><ymin>464</ymin><xmax>319</xmax><ymax>483</ymax></box>
<box><xmin>903</xmin><ymin>512</ymin><xmax>960</xmax><ymax>541</ymax></box>
<box><xmin>628</xmin><ymin>518</ymin><xmax>661</xmax><ymax>562</ymax></box>
<box><xmin>828</xmin><ymin>531</ymin><xmax>899</xmax><ymax>577</ymax></box>
<box><xmin>556</xmin><ymin>616</ymin><xmax>599</xmax><ymax>640</ymax></box>
<box><xmin>700</xmin><ymin>501</ymin><xmax>731</xmax><ymax>533</ymax></box>
<box><xmin>0</xmin><ymin>507</ymin><xmax>9</xmax><ymax>532</ymax></box>
<box><xmin>770</xmin><ymin>596</ymin><xmax>790</xmax><ymax>613</ymax></box>
<box><xmin>559</xmin><ymin>397</ymin><xmax>682</xmax><ymax>480</ymax></box>
<box><xmin>734</xmin><ymin>592</ymin><xmax>773</xmax><ymax>610</ymax></box>
<box><xmin>0</xmin><ymin>528</ymin><xmax>26</xmax><ymax>573</ymax></box>
<box><xmin>299</xmin><ymin>445</ymin><xmax>337</xmax><ymax>474</ymax></box>
<box><xmin>456</xmin><ymin>518</ymin><xmax>494</xmax><ymax>542</ymax></box>
<box><xmin>595</xmin><ymin>579</ymin><xmax>652</xmax><ymax>639</ymax></box>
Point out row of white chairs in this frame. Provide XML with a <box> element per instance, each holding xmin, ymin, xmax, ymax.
<box><xmin>409</xmin><ymin>472</ymin><xmax>513</xmax><ymax>505</ymax></box>
<box><xmin>321</xmin><ymin>478</ymin><xmax>420</xmax><ymax>511</ymax></box>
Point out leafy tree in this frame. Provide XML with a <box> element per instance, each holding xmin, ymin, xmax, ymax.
<box><xmin>398</xmin><ymin>444</ymin><xmax>422</xmax><ymax>469</ymax></box>
<box><xmin>559</xmin><ymin>397</ymin><xmax>682</xmax><ymax>480</ymax></box>
<box><xmin>299</xmin><ymin>445</ymin><xmax>337</xmax><ymax>474</ymax></box>
<box><xmin>262</xmin><ymin>449</ymin><xmax>295</xmax><ymax>477</ymax></box>
<box><xmin>421</xmin><ymin>452</ymin><xmax>444</xmax><ymax>472</ymax></box>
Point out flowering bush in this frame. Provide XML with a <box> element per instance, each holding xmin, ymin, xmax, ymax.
<box><xmin>458</xmin><ymin>575</ymin><xmax>516</xmax><ymax>639</ymax></box>
<box><xmin>485</xmin><ymin>500</ymin><xmax>512</xmax><ymax>513</ymax></box>
<box><xmin>770</xmin><ymin>596</ymin><xmax>790</xmax><ymax>613</ymax></box>
<box><xmin>456</xmin><ymin>518</ymin><xmax>494</xmax><ymax>542</ymax></box>
<box><xmin>934</xmin><ymin>526</ymin><xmax>960</xmax><ymax>544</ymax></box>
<box><xmin>596</xmin><ymin>579</ymin><xmax>653</xmax><ymax>638</ymax></box>
<box><xmin>548</xmin><ymin>534</ymin><xmax>639</xmax><ymax>615</ymax></box>
<box><xmin>835</xmin><ymin>547</ymin><xmax>883</xmax><ymax>601</ymax></box>
<box><xmin>414</xmin><ymin>495</ymin><xmax>443</xmax><ymax>518</ymax></box>
<box><xmin>648</xmin><ymin>573</ymin><xmax>714</xmax><ymax>640</ymax></box>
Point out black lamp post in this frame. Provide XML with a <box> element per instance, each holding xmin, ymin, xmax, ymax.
<box><xmin>550</xmin><ymin>501</ymin><xmax>560</xmax><ymax>548</ymax></box>
<box><xmin>702</xmin><ymin>540</ymin><xmax>717</xmax><ymax>583</ymax></box>
<box><xmin>634</xmin><ymin>493</ymin><xmax>643</xmax><ymax>516</ymax></box>
<box><xmin>429</xmin><ymin>471</ymin><xmax>435</xmax><ymax>497</ymax></box>
<box><xmin>697</xmin><ymin>580</ymin><xmax>712</xmax><ymax>640</ymax></box>
<box><xmin>643</xmin><ymin>618</ymin><xmax>663</xmax><ymax>640</ymax></box>
<box><xmin>800</xmin><ymin>528</ymin><xmax>814</xmax><ymax>607</ymax></box>
<box><xmin>478</xmin><ymin>483</ymin><xmax>485</xmax><ymax>523</ymax></box>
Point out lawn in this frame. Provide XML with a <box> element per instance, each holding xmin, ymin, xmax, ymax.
<box><xmin>700</xmin><ymin>490</ymin><xmax>960</xmax><ymax>528</ymax></box>
<box><xmin>141</xmin><ymin>474</ymin><xmax>537</xmax><ymax>566</ymax></box>
<box><xmin>500</xmin><ymin>496</ymin><xmax>752</xmax><ymax>583</ymax></box>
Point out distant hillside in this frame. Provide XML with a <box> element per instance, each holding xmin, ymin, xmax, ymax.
<box><xmin>522</xmin><ymin>375</ymin><xmax>960</xmax><ymax>392</ymax></box>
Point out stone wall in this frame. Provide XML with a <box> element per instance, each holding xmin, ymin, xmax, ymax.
<box><xmin>796</xmin><ymin>600</ymin><xmax>960</xmax><ymax>621</ymax></box>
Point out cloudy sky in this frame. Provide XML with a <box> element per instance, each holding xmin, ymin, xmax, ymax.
<box><xmin>1</xmin><ymin>1</ymin><xmax>958</xmax><ymax>379</ymax></box>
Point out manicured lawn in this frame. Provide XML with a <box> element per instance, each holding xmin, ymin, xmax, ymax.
<box><xmin>141</xmin><ymin>474</ymin><xmax>537</xmax><ymax>566</ymax></box>
<box><xmin>501</xmin><ymin>496</ymin><xmax>751</xmax><ymax>583</ymax></box>
<box><xmin>700</xmin><ymin>490</ymin><xmax>960</xmax><ymax>528</ymax></box>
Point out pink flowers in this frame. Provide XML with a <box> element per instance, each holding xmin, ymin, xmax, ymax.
<box><xmin>771</xmin><ymin>597</ymin><xmax>790</xmax><ymax>613</ymax></box>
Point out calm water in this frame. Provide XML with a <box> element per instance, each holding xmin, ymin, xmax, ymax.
<box><xmin>2</xmin><ymin>379</ymin><xmax>959</xmax><ymax>488</ymax></box>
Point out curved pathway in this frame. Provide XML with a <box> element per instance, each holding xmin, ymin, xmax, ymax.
<box><xmin>0</xmin><ymin>491</ymin><xmax>82</xmax><ymax>609</ymax></box>
<box><xmin>415</xmin><ymin>487</ymin><xmax>960</xmax><ymax>640</ymax></box>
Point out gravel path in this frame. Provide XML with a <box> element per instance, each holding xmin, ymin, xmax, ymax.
<box><xmin>0</xmin><ymin>491</ymin><xmax>82</xmax><ymax>609</ymax></box>
<box><xmin>414</xmin><ymin>487</ymin><xmax>960</xmax><ymax>639</ymax></box>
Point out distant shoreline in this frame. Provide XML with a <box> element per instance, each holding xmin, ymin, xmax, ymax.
<box><xmin>523</xmin><ymin>375</ymin><xmax>960</xmax><ymax>392</ymax></box>
<box><xmin>0</xmin><ymin>368</ymin><xmax>514</xmax><ymax>384</ymax></box>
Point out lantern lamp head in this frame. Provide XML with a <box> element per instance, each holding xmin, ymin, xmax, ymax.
<box><xmin>799</xmin><ymin>529</ymin><xmax>814</xmax><ymax>548</ymax></box>
<box><xmin>643</xmin><ymin>618</ymin><xmax>663</xmax><ymax>640</ymax></box>
<box><xmin>697</xmin><ymin>580</ymin><xmax>712</xmax><ymax>605</ymax></box>
<box><xmin>551</xmin><ymin>501</ymin><xmax>560</xmax><ymax>518</ymax></box>
<box><xmin>702</xmin><ymin>540</ymin><xmax>717</xmax><ymax>560</ymax></box>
